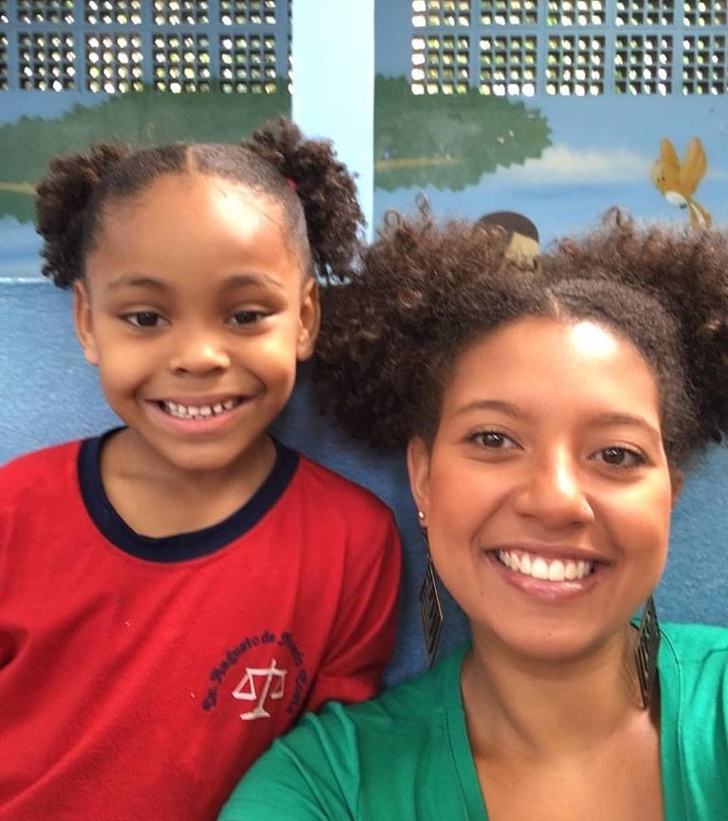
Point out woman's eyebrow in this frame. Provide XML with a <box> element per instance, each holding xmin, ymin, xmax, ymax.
<box><xmin>592</xmin><ymin>412</ymin><xmax>662</xmax><ymax>442</ymax></box>
<box><xmin>452</xmin><ymin>399</ymin><xmax>523</xmax><ymax>420</ymax></box>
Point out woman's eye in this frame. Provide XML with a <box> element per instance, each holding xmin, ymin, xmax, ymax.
<box><xmin>230</xmin><ymin>310</ymin><xmax>268</xmax><ymax>326</ymax></box>
<box><xmin>469</xmin><ymin>430</ymin><xmax>517</xmax><ymax>450</ymax></box>
<box><xmin>124</xmin><ymin>311</ymin><xmax>163</xmax><ymax>328</ymax></box>
<box><xmin>595</xmin><ymin>446</ymin><xmax>645</xmax><ymax>468</ymax></box>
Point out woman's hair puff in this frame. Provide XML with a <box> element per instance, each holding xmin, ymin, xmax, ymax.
<box><xmin>313</xmin><ymin>206</ymin><xmax>728</xmax><ymax>467</ymax></box>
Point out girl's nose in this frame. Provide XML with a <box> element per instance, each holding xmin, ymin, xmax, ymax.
<box><xmin>168</xmin><ymin>327</ymin><xmax>231</xmax><ymax>376</ymax></box>
<box><xmin>512</xmin><ymin>451</ymin><xmax>594</xmax><ymax>528</ymax></box>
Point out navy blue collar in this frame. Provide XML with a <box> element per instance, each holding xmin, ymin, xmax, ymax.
<box><xmin>78</xmin><ymin>429</ymin><xmax>299</xmax><ymax>562</ymax></box>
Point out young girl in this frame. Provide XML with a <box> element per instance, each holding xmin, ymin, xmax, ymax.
<box><xmin>219</xmin><ymin>208</ymin><xmax>728</xmax><ymax>820</ymax></box>
<box><xmin>0</xmin><ymin>119</ymin><xmax>401</xmax><ymax>820</ymax></box>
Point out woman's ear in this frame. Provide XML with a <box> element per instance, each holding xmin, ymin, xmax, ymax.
<box><xmin>407</xmin><ymin>436</ymin><xmax>432</xmax><ymax>519</ymax></box>
<box><xmin>669</xmin><ymin>469</ymin><xmax>684</xmax><ymax>509</ymax></box>
<box><xmin>73</xmin><ymin>281</ymin><xmax>99</xmax><ymax>366</ymax></box>
<box><xmin>296</xmin><ymin>277</ymin><xmax>320</xmax><ymax>361</ymax></box>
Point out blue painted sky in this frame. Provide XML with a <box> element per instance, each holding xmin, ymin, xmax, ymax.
<box><xmin>374</xmin><ymin>94</ymin><xmax>728</xmax><ymax>244</ymax></box>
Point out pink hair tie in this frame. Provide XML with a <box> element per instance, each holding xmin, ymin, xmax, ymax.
<box><xmin>286</xmin><ymin>177</ymin><xmax>298</xmax><ymax>192</ymax></box>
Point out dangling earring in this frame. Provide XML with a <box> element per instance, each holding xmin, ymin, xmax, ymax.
<box><xmin>634</xmin><ymin>594</ymin><xmax>661</xmax><ymax>709</ymax></box>
<box><xmin>417</xmin><ymin>511</ymin><xmax>444</xmax><ymax>669</ymax></box>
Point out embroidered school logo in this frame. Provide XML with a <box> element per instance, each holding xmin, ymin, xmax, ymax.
<box><xmin>201</xmin><ymin>630</ymin><xmax>309</xmax><ymax>720</ymax></box>
<box><xmin>232</xmin><ymin>658</ymin><xmax>286</xmax><ymax>720</ymax></box>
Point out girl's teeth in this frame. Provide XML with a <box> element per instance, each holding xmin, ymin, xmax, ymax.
<box><xmin>161</xmin><ymin>400</ymin><xmax>239</xmax><ymax>419</ymax></box>
<box><xmin>497</xmin><ymin>550</ymin><xmax>593</xmax><ymax>581</ymax></box>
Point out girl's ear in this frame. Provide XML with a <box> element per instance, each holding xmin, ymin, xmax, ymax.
<box><xmin>407</xmin><ymin>436</ymin><xmax>432</xmax><ymax>519</ymax></box>
<box><xmin>669</xmin><ymin>469</ymin><xmax>684</xmax><ymax>509</ymax></box>
<box><xmin>296</xmin><ymin>277</ymin><xmax>320</xmax><ymax>361</ymax></box>
<box><xmin>73</xmin><ymin>281</ymin><xmax>99</xmax><ymax>366</ymax></box>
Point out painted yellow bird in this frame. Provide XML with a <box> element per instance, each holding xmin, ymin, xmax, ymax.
<box><xmin>652</xmin><ymin>137</ymin><xmax>712</xmax><ymax>228</ymax></box>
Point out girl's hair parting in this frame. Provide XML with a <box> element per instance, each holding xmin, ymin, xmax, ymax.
<box><xmin>313</xmin><ymin>204</ymin><xmax>728</xmax><ymax>466</ymax></box>
<box><xmin>35</xmin><ymin>117</ymin><xmax>365</xmax><ymax>287</ymax></box>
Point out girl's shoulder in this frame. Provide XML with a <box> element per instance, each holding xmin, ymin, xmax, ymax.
<box><xmin>292</xmin><ymin>448</ymin><xmax>399</xmax><ymax>522</ymax></box>
<box><xmin>0</xmin><ymin>438</ymin><xmax>87</xmax><ymax>524</ymax></box>
<box><xmin>1</xmin><ymin>438</ymin><xmax>84</xmax><ymax>485</ymax></box>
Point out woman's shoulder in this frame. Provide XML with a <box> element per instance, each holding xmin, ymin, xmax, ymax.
<box><xmin>660</xmin><ymin>621</ymin><xmax>728</xmax><ymax>663</ymax></box>
<box><xmin>659</xmin><ymin>622</ymin><xmax>728</xmax><ymax>814</ymax></box>
<box><xmin>292</xmin><ymin>642</ymin><xmax>469</xmax><ymax>764</ymax></box>
<box><xmin>659</xmin><ymin>622</ymin><xmax>728</xmax><ymax>712</ymax></box>
<box><xmin>218</xmin><ymin>645</ymin><xmax>474</xmax><ymax>821</ymax></box>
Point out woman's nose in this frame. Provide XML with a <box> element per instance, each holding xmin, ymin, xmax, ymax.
<box><xmin>512</xmin><ymin>451</ymin><xmax>594</xmax><ymax>528</ymax></box>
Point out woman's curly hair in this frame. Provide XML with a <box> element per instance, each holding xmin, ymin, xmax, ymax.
<box><xmin>312</xmin><ymin>205</ymin><xmax>728</xmax><ymax>467</ymax></box>
<box><xmin>35</xmin><ymin>117</ymin><xmax>365</xmax><ymax>287</ymax></box>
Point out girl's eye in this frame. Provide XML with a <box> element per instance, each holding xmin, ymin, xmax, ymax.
<box><xmin>230</xmin><ymin>310</ymin><xmax>268</xmax><ymax>326</ymax></box>
<box><xmin>594</xmin><ymin>446</ymin><xmax>645</xmax><ymax>468</ymax></box>
<box><xmin>124</xmin><ymin>311</ymin><xmax>163</xmax><ymax>328</ymax></box>
<box><xmin>469</xmin><ymin>430</ymin><xmax>518</xmax><ymax>450</ymax></box>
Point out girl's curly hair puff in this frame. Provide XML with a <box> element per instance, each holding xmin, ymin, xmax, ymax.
<box><xmin>35</xmin><ymin>117</ymin><xmax>365</xmax><ymax>287</ymax></box>
<box><xmin>246</xmin><ymin>117</ymin><xmax>365</xmax><ymax>283</ymax></box>
<box><xmin>36</xmin><ymin>143</ymin><xmax>132</xmax><ymax>288</ymax></box>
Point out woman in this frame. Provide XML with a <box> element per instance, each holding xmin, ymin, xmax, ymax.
<box><xmin>219</xmin><ymin>209</ymin><xmax>728</xmax><ymax>820</ymax></box>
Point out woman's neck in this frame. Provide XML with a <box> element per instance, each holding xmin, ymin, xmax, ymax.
<box><xmin>461</xmin><ymin>625</ymin><xmax>653</xmax><ymax>759</ymax></box>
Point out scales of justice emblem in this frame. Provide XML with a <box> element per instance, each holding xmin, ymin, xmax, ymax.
<box><xmin>232</xmin><ymin>658</ymin><xmax>287</xmax><ymax>720</ymax></box>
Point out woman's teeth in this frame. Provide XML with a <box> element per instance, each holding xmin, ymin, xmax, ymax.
<box><xmin>496</xmin><ymin>549</ymin><xmax>594</xmax><ymax>581</ymax></box>
<box><xmin>160</xmin><ymin>399</ymin><xmax>240</xmax><ymax>419</ymax></box>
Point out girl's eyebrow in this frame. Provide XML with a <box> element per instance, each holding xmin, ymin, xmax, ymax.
<box><xmin>222</xmin><ymin>273</ymin><xmax>286</xmax><ymax>292</ymax></box>
<box><xmin>104</xmin><ymin>272</ymin><xmax>285</xmax><ymax>293</ymax></box>
<box><xmin>105</xmin><ymin>274</ymin><xmax>167</xmax><ymax>293</ymax></box>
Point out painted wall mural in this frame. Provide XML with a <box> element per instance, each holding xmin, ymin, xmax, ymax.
<box><xmin>0</xmin><ymin>87</ymin><xmax>291</xmax><ymax>225</ymax></box>
<box><xmin>373</xmin><ymin>0</ymin><xmax>727</xmax><ymax>241</ymax></box>
<box><xmin>372</xmin><ymin>92</ymin><xmax>726</xmax><ymax>244</ymax></box>
<box><xmin>374</xmin><ymin>76</ymin><xmax>551</xmax><ymax>191</ymax></box>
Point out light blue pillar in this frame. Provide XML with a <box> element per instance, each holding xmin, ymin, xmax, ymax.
<box><xmin>291</xmin><ymin>0</ymin><xmax>375</xmax><ymax>234</ymax></box>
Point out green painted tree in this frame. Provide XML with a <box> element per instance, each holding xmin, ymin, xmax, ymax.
<box><xmin>0</xmin><ymin>84</ymin><xmax>290</xmax><ymax>221</ymax></box>
<box><xmin>0</xmin><ymin>75</ymin><xmax>551</xmax><ymax>221</ymax></box>
<box><xmin>375</xmin><ymin>76</ymin><xmax>551</xmax><ymax>191</ymax></box>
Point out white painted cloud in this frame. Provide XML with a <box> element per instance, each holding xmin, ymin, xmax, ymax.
<box><xmin>492</xmin><ymin>143</ymin><xmax>728</xmax><ymax>188</ymax></box>
<box><xmin>492</xmin><ymin>143</ymin><xmax>652</xmax><ymax>186</ymax></box>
